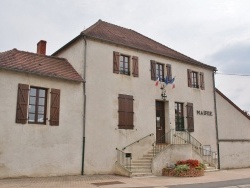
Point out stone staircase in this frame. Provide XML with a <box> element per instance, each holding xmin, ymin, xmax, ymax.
<box><xmin>129</xmin><ymin>144</ymin><xmax>168</xmax><ymax>177</ymax></box>
<box><xmin>129</xmin><ymin>150</ymin><xmax>154</xmax><ymax>177</ymax></box>
<box><xmin>127</xmin><ymin>144</ymin><xmax>217</xmax><ymax>177</ymax></box>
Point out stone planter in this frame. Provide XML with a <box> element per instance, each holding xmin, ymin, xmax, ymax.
<box><xmin>162</xmin><ymin>167</ymin><xmax>204</xmax><ymax>177</ymax></box>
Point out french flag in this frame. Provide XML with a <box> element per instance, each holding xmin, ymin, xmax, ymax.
<box><xmin>155</xmin><ymin>77</ymin><xmax>160</xmax><ymax>86</ymax></box>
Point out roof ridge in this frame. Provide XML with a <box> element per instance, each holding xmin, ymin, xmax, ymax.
<box><xmin>129</xmin><ymin>29</ymin><xmax>201</xmax><ymax>63</ymax></box>
<box><xmin>81</xmin><ymin>19</ymin><xmax>103</xmax><ymax>34</ymax></box>
<box><xmin>13</xmin><ymin>48</ymin><xmax>68</xmax><ymax>61</ymax></box>
<box><xmin>82</xmin><ymin>20</ymin><xmax>207</xmax><ymax>66</ymax></box>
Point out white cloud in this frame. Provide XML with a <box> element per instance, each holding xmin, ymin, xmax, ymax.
<box><xmin>0</xmin><ymin>0</ymin><xmax>250</xmax><ymax>111</ymax></box>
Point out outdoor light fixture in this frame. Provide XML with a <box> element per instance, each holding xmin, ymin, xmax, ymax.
<box><xmin>160</xmin><ymin>83</ymin><xmax>167</xmax><ymax>100</ymax></box>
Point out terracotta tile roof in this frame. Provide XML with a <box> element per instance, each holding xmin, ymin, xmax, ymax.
<box><xmin>0</xmin><ymin>49</ymin><xmax>83</xmax><ymax>82</ymax></box>
<box><xmin>80</xmin><ymin>20</ymin><xmax>216</xmax><ymax>70</ymax></box>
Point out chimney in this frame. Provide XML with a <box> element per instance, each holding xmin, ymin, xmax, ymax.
<box><xmin>37</xmin><ymin>40</ymin><xmax>47</xmax><ymax>55</ymax></box>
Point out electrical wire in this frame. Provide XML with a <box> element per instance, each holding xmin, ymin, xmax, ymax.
<box><xmin>216</xmin><ymin>72</ymin><xmax>250</xmax><ymax>77</ymax></box>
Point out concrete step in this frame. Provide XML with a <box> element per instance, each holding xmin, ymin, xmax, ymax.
<box><xmin>131</xmin><ymin>172</ymin><xmax>153</xmax><ymax>177</ymax></box>
<box><xmin>132</xmin><ymin>159</ymin><xmax>152</xmax><ymax>163</ymax></box>
<box><xmin>204</xmin><ymin>163</ymin><xmax>218</xmax><ymax>172</ymax></box>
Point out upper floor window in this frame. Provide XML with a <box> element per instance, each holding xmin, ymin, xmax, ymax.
<box><xmin>28</xmin><ymin>87</ymin><xmax>47</xmax><ymax>124</ymax></box>
<box><xmin>156</xmin><ymin>63</ymin><xmax>164</xmax><ymax>81</ymax></box>
<box><xmin>191</xmin><ymin>71</ymin><xmax>199</xmax><ymax>88</ymax></box>
<box><xmin>113</xmin><ymin>51</ymin><xmax>139</xmax><ymax>77</ymax></box>
<box><xmin>119</xmin><ymin>55</ymin><xmax>130</xmax><ymax>75</ymax></box>
<box><xmin>187</xmin><ymin>69</ymin><xmax>205</xmax><ymax>90</ymax></box>
<box><xmin>151</xmin><ymin>60</ymin><xmax>165</xmax><ymax>81</ymax></box>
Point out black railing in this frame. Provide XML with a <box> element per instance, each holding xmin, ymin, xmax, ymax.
<box><xmin>175</xmin><ymin>117</ymin><xmax>185</xmax><ymax>131</ymax></box>
<box><xmin>152</xmin><ymin>129</ymin><xmax>218</xmax><ymax>167</ymax></box>
<box><xmin>122</xmin><ymin>133</ymin><xmax>154</xmax><ymax>150</ymax></box>
<box><xmin>116</xmin><ymin>148</ymin><xmax>132</xmax><ymax>171</ymax></box>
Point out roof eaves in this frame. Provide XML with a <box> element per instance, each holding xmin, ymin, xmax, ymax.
<box><xmin>216</xmin><ymin>88</ymin><xmax>250</xmax><ymax>120</ymax></box>
<box><xmin>84</xmin><ymin>34</ymin><xmax>216</xmax><ymax>71</ymax></box>
<box><xmin>0</xmin><ymin>67</ymin><xmax>84</xmax><ymax>83</ymax></box>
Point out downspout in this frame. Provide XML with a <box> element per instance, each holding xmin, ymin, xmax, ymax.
<box><xmin>81</xmin><ymin>35</ymin><xmax>87</xmax><ymax>175</ymax></box>
<box><xmin>212</xmin><ymin>70</ymin><xmax>220</xmax><ymax>169</ymax></box>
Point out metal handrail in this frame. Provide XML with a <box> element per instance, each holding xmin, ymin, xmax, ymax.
<box><xmin>152</xmin><ymin>129</ymin><xmax>217</xmax><ymax>167</ymax></box>
<box><xmin>122</xmin><ymin>133</ymin><xmax>154</xmax><ymax>150</ymax></box>
<box><xmin>116</xmin><ymin>148</ymin><xmax>132</xmax><ymax>171</ymax></box>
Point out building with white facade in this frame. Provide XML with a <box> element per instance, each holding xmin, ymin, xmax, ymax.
<box><xmin>53</xmin><ymin>20</ymin><xmax>219</xmax><ymax>176</ymax></box>
<box><xmin>1</xmin><ymin>20</ymin><xmax>249</xmax><ymax>178</ymax></box>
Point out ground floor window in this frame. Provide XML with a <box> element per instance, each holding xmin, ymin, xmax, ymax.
<box><xmin>175</xmin><ymin>102</ymin><xmax>184</xmax><ymax>131</ymax></box>
<box><xmin>118</xmin><ymin>94</ymin><xmax>134</xmax><ymax>129</ymax></box>
<box><xmin>28</xmin><ymin>87</ymin><xmax>47</xmax><ymax>124</ymax></box>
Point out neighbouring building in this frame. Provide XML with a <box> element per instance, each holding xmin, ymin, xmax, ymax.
<box><xmin>0</xmin><ymin>41</ymin><xmax>84</xmax><ymax>178</ymax></box>
<box><xmin>216</xmin><ymin>89</ymin><xmax>250</xmax><ymax>169</ymax></box>
<box><xmin>1</xmin><ymin>20</ymin><xmax>249</xmax><ymax>178</ymax></box>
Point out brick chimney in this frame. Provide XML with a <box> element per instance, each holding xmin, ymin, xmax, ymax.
<box><xmin>37</xmin><ymin>40</ymin><xmax>47</xmax><ymax>55</ymax></box>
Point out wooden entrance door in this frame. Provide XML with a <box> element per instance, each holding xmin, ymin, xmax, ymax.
<box><xmin>156</xmin><ymin>101</ymin><xmax>165</xmax><ymax>143</ymax></box>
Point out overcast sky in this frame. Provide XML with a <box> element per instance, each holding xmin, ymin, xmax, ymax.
<box><xmin>1</xmin><ymin>0</ymin><xmax>250</xmax><ymax>112</ymax></box>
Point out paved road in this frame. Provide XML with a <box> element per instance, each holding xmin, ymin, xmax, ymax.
<box><xmin>168</xmin><ymin>178</ymin><xmax>250</xmax><ymax>188</ymax></box>
<box><xmin>1</xmin><ymin>168</ymin><xmax>250</xmax><ymax>188</ymax></box>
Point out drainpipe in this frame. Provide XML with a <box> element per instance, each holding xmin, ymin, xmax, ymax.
<box><xmin>81</xmin><ymin>35</ymin><xmax>87</xmax><ymax>175</ymax></box>
<box><xmin>212</xmin><ymin>70</ymin><xmax>220</xmax><ymax>169</ymax></box>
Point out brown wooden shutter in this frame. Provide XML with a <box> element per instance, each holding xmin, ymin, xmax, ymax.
<box><xmin>151</xmin><ymin>60</ymin><xmax>156</xmax><ymax>80</ymax></box>
<box><xmin>132</xmin><ymin>56</ymin><xmax>139</xmax><ymax>77</ymax></box>
<box><xmin>50</xmin><ymin>89</ymin><xmax>60</xmax><ymax>126</ymax></box>
<box><xmin>16</xmin><ymin>83</ymin><xmax>29</xmax><ymax>124</ymax></box>
<box><xmin>187</xmin><ymin>69</ymin><xmax>192</xmax><ymax>87</ymax></box>
<box><xmin>118</xmin><ymin>94</ymin><xmax>134</xmax><ymax>129</ymax></box>
<box><xmin>200</xmin><ymin>72</ymin><xmax>205</xmax><ymax>90</ymax></box>
<box><xmin>113</xmin><ymin>51</ymin><xmax>120</xmax><ymax>74</ymax></box>
<box><xmin>166</xmin><ymin>64</ymin><xmax>172</xmax><ymax>80</ymax></box>
<box><xmin>186</xmin><ymin>103</ymin><xmax>194</xmax><ymax>132</ymax></box>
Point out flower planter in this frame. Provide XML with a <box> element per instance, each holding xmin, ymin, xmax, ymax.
<box><xmin>162</xmin><ymin>159</ymin><xmax>205</xmax><ymax>177</ymax></box>
<box><xmin>162</xmin><ymin>167</ymin><xmax>204</xmax><ymax>177</ymax></box>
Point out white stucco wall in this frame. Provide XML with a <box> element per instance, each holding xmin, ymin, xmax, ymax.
<box><xmin>56</xmin><ymin>38</ymin><xmax>218</xmax><ymax>175</ymax></box>
<box><xmin>216</xmin><ymin>91</ymin><xmax>250</xmax><ymax>169</ymax></box>
<box><xmin>0</xmin><ymin>70</ymin><xmax>84</xmax><ymax>178</ymax></box>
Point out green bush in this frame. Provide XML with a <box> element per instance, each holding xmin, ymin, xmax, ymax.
<box><xmin>174</xmin><ymin>164</ymin><xmax>190</xmax><ymax>175</ymax></box>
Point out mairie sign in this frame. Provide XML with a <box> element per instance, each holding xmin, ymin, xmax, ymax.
<box><xmin>197</xmin><ymin>110</ymin><xmax>213</xmax><ymax>116</ymax></box>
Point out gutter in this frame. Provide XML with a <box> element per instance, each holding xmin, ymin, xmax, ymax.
<box><xmin>81</xmin><ymin>35</ymin><xmax>87</xmax><ymax>175</ymax></box>
<box><xmin>213</xmin><ymin>70</ymin><xmax>220</xmax><ymax>169</ymax></box>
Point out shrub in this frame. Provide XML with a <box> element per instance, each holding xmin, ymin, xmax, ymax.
<box><xmin>174</xmin><ymin>164</ymin><xmax>190</xmax><ymax>175</ymax></box>
<box><xmin>176</xmin><ymin>159</ymin><xmax>199</xmax><ymax>168</ymax></box>
<box><xmin>162</xmin><ymin>159</ymin><xmax>205</xmax><ymax>177</ymax></box>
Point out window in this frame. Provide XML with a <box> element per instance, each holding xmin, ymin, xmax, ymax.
<box><xmin>187</xmin><ymin>69</ymin><xmax>205</xmax><ymax>90</ymax></box>
<box><xmin>118</xmin><ymin>94</ymin><xmax>134</xmax><ymax>129</ymax></box>
<box><xmin>156</xmin><ymin>63</ymin><xmax>164</xmax><ymax>81</ymax></box>
<box><xmin>186</xmin><ymin>103</ymin><xmax>194</xmax><ymax>132</ymax></box>
<box><xmin>28</xmin><ymin>87</ymin><xmax>47</xmax><ymax>124</ymax></box>
<box><xmin>191</xmin><ymin>71</ymin><xmax>199</xmax><ymax>88</ymax></box>
<box><xmin>113</xmin><ymin>51</ymin><xmax>139</xmax><ymax>77</ymax></box>
<box><xmin>119</xmin><ymin>55</ymin><xmax>130</xmax><ymax>75</ymax></box>
<box><xmin>151</xmin><ymin>60</ymin><xmax>164</xmax><ymax>81</ymax></box>
<box><xmin>175</xmin><ymin>102</ymin><xmax>184</xmax><ymax>131</ymax></box>
<box><xmin>16</xmin><ymin>83</ymin><xmax>61</xmax><ymax>126</ymax></box>
<box><xmin>166</xmin><ymin>64</ymin><xmax>172</xmax><ymax>80</ymax></box>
